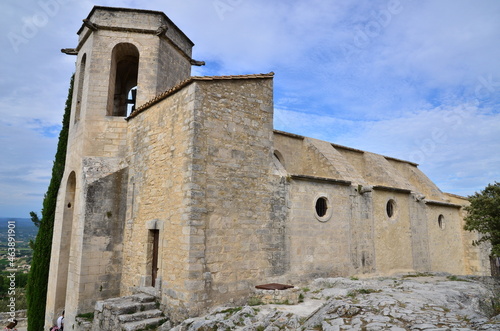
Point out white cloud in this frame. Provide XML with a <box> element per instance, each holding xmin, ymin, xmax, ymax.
<box><xmin>275</xmin><ymin>103</ymin><xmax>500</xmax><ymax>196</ymax></box>
<box><xmin>0</xmin><ymin>0</ymin><xmax>499</xmax><ymax>216</ymax></box>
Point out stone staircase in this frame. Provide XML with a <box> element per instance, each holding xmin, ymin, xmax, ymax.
<box><xmin>93</xmin><ymin>293</ymin><xmax>166</xmax><ymax>331</ymax></box>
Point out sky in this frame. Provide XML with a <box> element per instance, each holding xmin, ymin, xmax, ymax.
<box><xmin>1</xmin><ymin>0</ymin><xmax>499</xmax><ymax>218</ymax></box>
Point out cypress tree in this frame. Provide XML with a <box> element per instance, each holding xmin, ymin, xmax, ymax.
<box><xmin>27</xmin><ymin>74</ymin><xmax>73</xmax><ymax>331</ymax></box>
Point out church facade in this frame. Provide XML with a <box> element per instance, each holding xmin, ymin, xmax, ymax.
<box><xmin>45</xmin><ymin>6</ymin><xmax>490</xmax><ymax>329</ymax></box>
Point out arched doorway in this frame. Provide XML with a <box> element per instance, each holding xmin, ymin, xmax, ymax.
<box><xmin>54</xmin><ymin>171</ymin><xmax>76</xmax><ymax>313</ymax></box>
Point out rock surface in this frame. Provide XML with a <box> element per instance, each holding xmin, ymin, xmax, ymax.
<box><xmin>165</xmin><ymin>274</ymin><xmax>500</xmax><ymax>330</ymax></box>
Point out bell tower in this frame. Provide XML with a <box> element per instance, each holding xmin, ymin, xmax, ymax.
<box><xmin>63</xmin><ymin>6</ymin><xmax>198</xmax><ymax>157</ymax></box>
<box><xmin>45</xmin><ymin>6</ymin><xmax>202</xmax><ymax>329</ymax></box>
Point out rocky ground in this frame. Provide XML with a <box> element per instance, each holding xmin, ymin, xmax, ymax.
<box><xmin>161</xmin><ymin>273</ymin><xmax>500</xmax><ymax>330</ymax></box>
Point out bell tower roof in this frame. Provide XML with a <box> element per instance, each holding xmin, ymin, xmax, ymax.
<box><xmin>75</xmin><ymin>6</ymin><xmax>194</xmax><ymax>55</ymax></box>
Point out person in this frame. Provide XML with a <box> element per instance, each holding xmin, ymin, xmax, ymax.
<box><xmin>5</xmin><ymin>319</ymin><xmax>17</xmax><ymax>330</ymax></box>
<box><xmin>56</xmin><ymin>310</ymin><xmax>64</xmax><ymax>330</ymax></box>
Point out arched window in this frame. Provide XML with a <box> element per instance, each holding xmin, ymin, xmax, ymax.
<box><xmin>107</xmin><ymin>43</ymin><xmax>140</xmax><ymax>116</ymax></box>
<box><xmin>438</xmin><ymin>214</ymin><xmax>445</xmax><ymax>230</ymax></box>
<box><xmin>273</xmin><ymin>150</ymin><xmax>285</xmax><ymax>167</ymax></box>
<box><xmin>54</xmin><ymin>171</ymin><xmax>76</xmax><ymax>314</ymax></box>
<box><xmin>75</xmin><ymin>54</ymin><xmax>86</xmax><ymax>123</ymax></box>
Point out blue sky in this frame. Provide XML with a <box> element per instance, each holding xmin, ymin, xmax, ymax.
<box><xmin>1</xmin><ymin>0</ymin><xmax>499</xmax><ymax>218</ymax></box>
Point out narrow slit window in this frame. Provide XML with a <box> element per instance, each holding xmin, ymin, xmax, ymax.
<box><xmin>75</xmin><ymin>54</ymin><xmax>86</xmax><ymax>123</ymax></box>
<box><xmin>386</xmin><ymin>199</ymin><xmax>395</xmax><ymax>218</ymax></box>
<box><xmin>438</xmin><ymin>214</ymin><xmax>445</xmax><ymax>229</ymax></box>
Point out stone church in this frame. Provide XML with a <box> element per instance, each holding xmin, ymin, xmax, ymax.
<box><xmin>46</xmin><ymin>6</ymin><xmax>490</xmax><ymax>330</ymax></box>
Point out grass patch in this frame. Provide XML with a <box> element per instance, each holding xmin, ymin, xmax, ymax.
<box><xmin>356</xmin><ymin>288</ymin><xmax>381</xmax><ymax>294</ymax></box>
<box><xmin>348</xmin><ymin>288</ymin><xmax>382</xmax><ymax>297</ymax></box>
<box><xmin>275</xmin><ymin>299</ymin><xmax>291</xmax><ymax>305</ymax></box>
<box><xmin>219</xmin><ymin>307</ymin><xmax>242</xmax><ymax>315</ymax></box>
<box><xmin>446</xmin><ymin>275</ymin><xmax>470</xmax><ymax>282</ymax></box>
<box><xmin>76</xmin><ymin>312</ymin><xmax>94</xmax><ymax>321</ymax></box>
<box><xmin>248</xmin><ymin>297</ymin><xmax>264</xmax><ymax>306</ymax></box>
<box><xmin>403</xmin><ymin>272</ymin><xmax>433</xmax><ymax>278</ymax></box>
<box><xmin>491</xmin><ymin>296</ymin><xmax>500</xmax><ymax>316</ymax></box>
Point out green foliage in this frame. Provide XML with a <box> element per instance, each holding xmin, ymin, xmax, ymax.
<box><xmin>76</xmin><ymin>312</ymin><xmax>94</xmax><ymax>321</ymax></box>
<box><xmin>26</xmin><ymin>74</ymin><xmax>73</xmax><ymax>331</ymax></box>
<box><xmin>491</xmin><ymin>295</ymin><xmax>500</xmax><ymax>316</ymax></box>
<box><xmin>347</xmin><ymin>288</ymin><xmax>381</xmax><ymax>298</ymax></box>
<box><xmin>446</xmin><ymin>275</ymin><xmax>469</xmax><ymax>282</ymax></box>
<box><xmin>355</xmin><ymin>288</ymin><xmax>381</xmax><ymax>294</ymax></box>
<box><xmin>0</xmin><ymin>288</ymin><xmax>27</xmax><ymax>312</ymax></box>
<box><xmin>29</xmin><ymin>212</ymin><xmax>41</xmax><ymax>249</ymax></box>
<box><xmin>403</xmin><ymin>272</ymin><xmax>433</xmax><ymax>278</ymax></box>
<box><xmin>464</xmin><ymin>182</ymin><xmax>500</xmax><ymax>256</ymax></box>
<box><xmin>0</xmin><ymin>273</ymin><xmax>28</xmax><ymax>300</ymax></box>
<box><xmin>29</xmin><ymin>211</ymin><xmax>41</xmax><ymax>228</ymax></box>
<box><xmin>219</xmin><ymin>307</ymin><xmax>242</xmax><ymax>315</ymax></box>
<box><xmin>248</xmin><ymin>297</ymin><xmax>264</xmax><ymax>306</ymax></box>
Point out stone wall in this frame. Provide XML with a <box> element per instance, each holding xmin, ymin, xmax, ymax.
<box><xmin>48</xmin><ymin>7</ymin><xmax>491</xmax><ymax>329</ymax></box>
<box><xmin>79</xmin><ymin>164</ymin><xmax>128</xmax><ymax>310</ymax></box>
<box><xmin>349</xmin><ymin>189</ymin><xmax>376</xmax><ymax>275</ymax></box>
<box><xmin>122</xmin><ymin>77</ymin><xmax>278</xmax><ymax>321</ymax></box>
<box><xmin>426</xmin><ymin>204</ymin><xmax>466</xmax><ymax>274</ymax></box>
<box><xmin>122</xmin><ymin>83</ymin><xmax>197</xmax><ymax>321</ymax></box>
<box><xmin>287</xmin><ymin>179</ymin><xmax>353</xmax><ymax>280</ymax></box>
<box><xmin>47</xmin><ymin>7</ymin><xmax>195</xmax><ymax>329</ymax></box>
<box><xmin>408</xmin><ymin>193</ymin><xmax>432</xmax><ymax>272</ymax></box>
<box><xmin>372</xmin><ymin>190</ymin><xmax>414</xmax><ymax>274</ymax></box>
<box><xmin>273</xmin><ymin>130</ymin><xmax>483</xmax><ymax>279</ymax></box>
<box><xmin>192</xmin><ymin>78</ymin><xmax>277</xmax><ymax>312</ymax></box>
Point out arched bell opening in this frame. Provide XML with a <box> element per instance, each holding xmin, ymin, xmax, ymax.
<box><xmin>107</xmin><ymin>43</ymin><xmax>140</xmax><ymax>116</ymax></box>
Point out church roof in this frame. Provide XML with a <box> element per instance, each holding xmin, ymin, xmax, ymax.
<box><xmin>127</xmin><ymin>73</ymin><xmax>275</xmax><ymax>119</ymax></box>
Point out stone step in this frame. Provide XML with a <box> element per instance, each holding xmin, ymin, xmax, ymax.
<box><xmin>130</xmin><ymin>293</ymin><xmax>156</xmax><ymax>303</ymax></box>
<box><xmin>109</xmin><ymin>300</ymin><xmax>157</xmax><ymax>315</ymax></box>
<box><xmin>121</xmin><ymin>316</ymin><xmax>166</xmax><ymax>331</ymax></box>
<box><xmin>118</xmin><ymin>309</ymin><xmax>163</xmax><ymax>323</ymax></box>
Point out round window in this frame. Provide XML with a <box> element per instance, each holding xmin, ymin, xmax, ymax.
<box><xmin>315</xmin><ymin>197</ymin><xmax>328</xmax><ymax>217</ymax></box>
<box><xmin>386</xmin><ymin>199</ymin><xmax>396</xmax><ymax>218</ymax></box>
<box><xmin>314</xmin><ymin>195</ymin><xmax>333</xmax><ymax>222</ymax></box>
